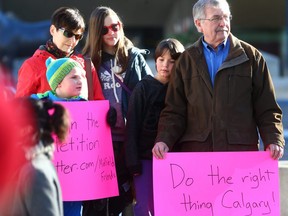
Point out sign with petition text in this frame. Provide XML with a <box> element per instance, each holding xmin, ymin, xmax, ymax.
<box><xmin>153</xmin><ymin>152</ymin><xmax>280</xmax><ymax>216</ymax></box>
<box><xmin>53</xmin><ymin>100</ymin><xmax>118</xmax><ymax>201</ymax></box>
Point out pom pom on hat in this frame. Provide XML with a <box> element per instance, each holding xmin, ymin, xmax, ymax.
<box><xmin>46</xmin><ymin>57</ymin><xmax>80</xmax><ymax>92</ymax></box>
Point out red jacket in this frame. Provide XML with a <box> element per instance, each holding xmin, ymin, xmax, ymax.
<box><xmin>16</xmin><ymin>49</ymin><xmax>104</xmax><ymax>100</ymax></box>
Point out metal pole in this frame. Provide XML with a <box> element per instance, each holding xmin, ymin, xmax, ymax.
<box><xmin>284</xmin><ymin>0</ymin><xmax>288</xmax><ymax>76</ymax></box>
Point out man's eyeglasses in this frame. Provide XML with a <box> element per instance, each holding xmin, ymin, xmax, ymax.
<box><xmin>58</xmin><ymin>28</ymin><xmax>83</xmax><ymax>40</ymax></box>
<box><xmin>199</xmin><ymin>15</ymin><xmax>232</xmax><ymax>23</ymax></box>
<box><xmin>102</xmin><ymin>22</ymin><xmax>120</xmax><ymax>35</ymax></box>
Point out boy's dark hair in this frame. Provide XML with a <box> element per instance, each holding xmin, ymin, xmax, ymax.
<box><xmin>154</xmin><ymin>38</ymin><xmax>185</xmax><ymax>61</ymax></box>
<box><xmin>51</xmin><ymin>7</ymin><xmax>85</xmax><ymax>32</ymax></box>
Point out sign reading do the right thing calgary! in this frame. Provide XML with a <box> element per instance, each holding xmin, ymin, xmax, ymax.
<box><xmin>153</xmin><ymin>152</ymin><xmax>280</xmax><ymax>216</ymax></box>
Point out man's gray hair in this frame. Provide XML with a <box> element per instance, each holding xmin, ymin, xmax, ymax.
<box><xmin>192</xmin><ymin>0</ymin><xmax>230</xmax><ymax>21</ymax></box>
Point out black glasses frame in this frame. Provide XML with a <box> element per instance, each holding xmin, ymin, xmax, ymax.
<box><xmin>58</xmin><ymin>28</ymin><xmax>83</xmax><ymax>40</ymax></box>
<box><xmin>199</xmin><ymin>14</ymin><xmax>232</xmax><ymax>23</ymax></box>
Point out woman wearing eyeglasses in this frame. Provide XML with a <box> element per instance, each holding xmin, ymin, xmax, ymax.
<box><xmin>82</xmin><ymin>6</ymin><xmax>153</xmax><ymax>216</ymax></box>
<box><xmin>15</xmin><ymin>7</ymin><xmax>104</xmax><ymax>101</ymax></box>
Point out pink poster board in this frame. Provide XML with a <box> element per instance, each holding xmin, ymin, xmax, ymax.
<box><xmin>153</xmin><ymin>152</ymin><xmax>280</xmax><ymax>216</ymax></box>
<box><xmin>54</xmin><ymin>100</ymin><xmax>118</xmax><ymax>201</ymax></box>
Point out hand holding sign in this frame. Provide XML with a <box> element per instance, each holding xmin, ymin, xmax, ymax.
<box><xmin>152</xmin><ymin>142</ymin><xmax>169</xmax><ymax>159</ymax></box>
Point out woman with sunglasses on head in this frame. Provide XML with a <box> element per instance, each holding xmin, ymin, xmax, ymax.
<box><xmin>15</xmin><ymin>7</ymin><xmax>104</xmax><ymax>101</ymax></box>
<box><xmin>82</xmin><ymin>6</ymin><xmax>153</xmax><ymax>216</ymax></box>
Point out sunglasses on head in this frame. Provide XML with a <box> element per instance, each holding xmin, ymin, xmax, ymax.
<box><xmin>58</xmin><ymin>27</ymin><xmax>83</xmax><ymax>40</ymax></box>
<box><xmin>102</xmin><ymin>22</ymin><xmax>120</xmax><ymax>35</ymax></box>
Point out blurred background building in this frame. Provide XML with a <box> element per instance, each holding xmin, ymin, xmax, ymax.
<box><xmin>1</xmin><ymin>0</ymin><xmax>287</xmax><ymax>76</ymax></box>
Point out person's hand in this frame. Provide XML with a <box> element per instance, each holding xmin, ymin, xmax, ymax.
<box><xmin>152</xmin><ymin>142</ymin><xmax>169</xmax><ymax>159</ymax></box>
<box><xmin>106</xmin><ymin>106</ymin><xmax>117</xmax><ymax>127</ymax></box>
<box><xmin>266</xmin><ymin>144</ymin><xmax>284</xmax><ymax>160</ymax></box>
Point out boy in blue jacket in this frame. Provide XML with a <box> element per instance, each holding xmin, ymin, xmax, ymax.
<box><xmin>32</xmin><ymin>57</ymin><xmax>116</xmax><ymax>216</ymax></box>
<box><xmin>31</xmin><ymin>57</ymin><xmax>87</xmax><ymax>101</ymax></box>
<box><xmin>32</xmin><ymin>57</ymin><xmax>87</xmax><ymax>216</ymax></box>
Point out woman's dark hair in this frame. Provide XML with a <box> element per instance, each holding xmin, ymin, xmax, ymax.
<box><xmin>154</xmin><ymin>38</ymin><xmax>185</xmax><ymax>62</ymax></box>
<box><xmin>51</xmin><ymin>7</ymin><xmax>85</xmax><ymax>32</ymax></box>
<box><xmin>13</xmin><ymin>98</ymin><xmax>70</xmax><ymax>147</ymax></box>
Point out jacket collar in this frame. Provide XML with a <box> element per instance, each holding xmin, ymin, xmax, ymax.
<box><xmin>188</xmin><ymin>33</ymin><xmax>250</xmax><ymax>93</ymax></box>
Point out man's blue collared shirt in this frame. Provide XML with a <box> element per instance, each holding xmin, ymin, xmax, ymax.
<box><xmin>202</xmin><ymin>38</ymin><xmax>230</xmax><ymax>86</ymax></box>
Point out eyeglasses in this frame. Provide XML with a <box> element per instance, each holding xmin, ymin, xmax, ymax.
<box><xmin>199</xmin><ymin>15</ymin><xmax>232</xmax><ymax>23</ymax></box>
<box><xmin>102</xmin><ymin>22</ymin><xmax>120</xmax><ymax>35</ymax></box>
<box><xmin>58</xmin><ymin>28</ymin><xmax>83</xmax><ymax>40</ymax></box>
